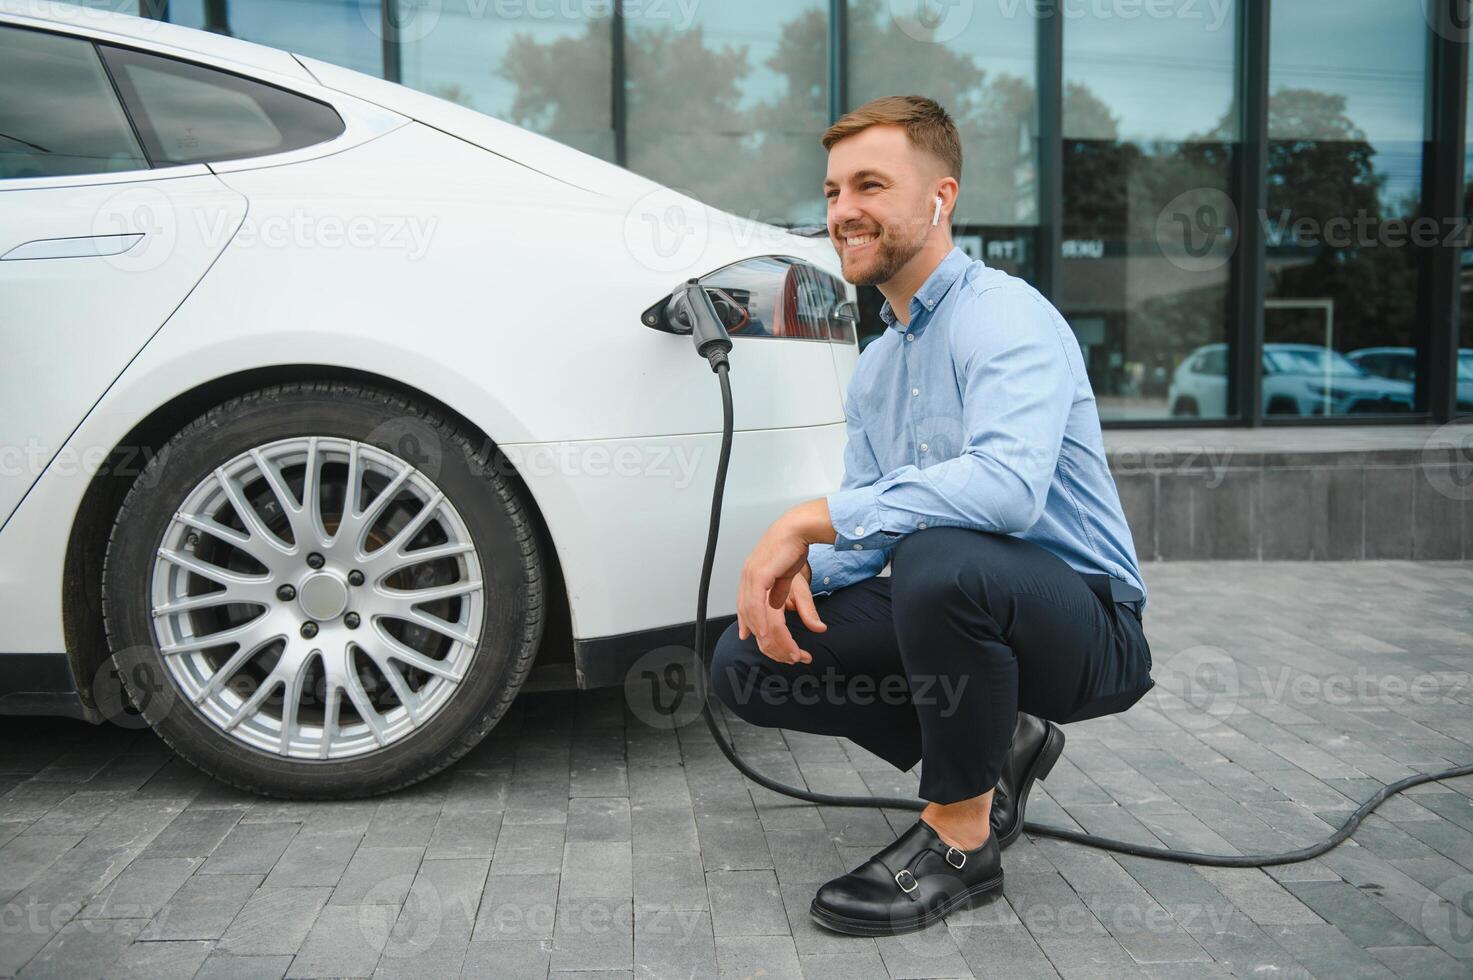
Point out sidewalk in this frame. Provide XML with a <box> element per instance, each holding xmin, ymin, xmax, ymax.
<box><xmin>1</xmin><ymin>560</ymin><xmax>1471</xmax><ymax>979</ymax></box>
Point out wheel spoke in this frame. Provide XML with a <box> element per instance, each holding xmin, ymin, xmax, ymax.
<box><xmin>248</xmin><ymin>447</ymin><xmax>303</xmax><ymax>546</ymax></box>
<box><xmin>303</xmin><ymin>437</ymin><xmax>332</xmax><ymax>548</ymax></box>
<box><xmin>193</xmin><ymin>633</ymin><xmax>281</xmax><ymax>705</ymax></box>
<box><xmin>224</xmin><ymin>673</ymin><xmax>283</xmax><ymax>731</ymax></box>
<box><xmin>379</xmin><ymin>541</ymin><xmax>475</xmax><ymax>576</ymax></box>
<box><xmin>319</xmin><ymin>683</ymin><xmax>341</xmax><ymax>760</ymax></box>
<box><xmin>215</xmin><ymin>466</ymin><xmax>295</xmax><ymax>558</ymax></box>
<box><xmin>153</xmin><ymin>582</ymin><xmax>266</xmax><ymax>617</ymax></box>
<box><xmin>157</xmin><ymin>548</ymin><xmax>271</xmax><ymax>589</ymax></box>
<box><xmin>382</xmin><ymin>579</ymin><xmax>483</xmax><ymax>607</ymax></box>
<box><xmin>337</xmin><ymin>459</ymin><xmax>412</xmax><ymax>558</ymax></box>
<box><xmin>365</xmin><ymin>625</ymin><xmax>467</xmax><ymax>681</ymax></box>
<box><xmin>342</xmin><ymin>668</ymin><xmax>389</xmax><ymax>747</ymax></box>
<box><xmin>355</xmin><ymin>639</ymin><xmax>422</xmax><ymax>723</ymax></box>
<box><xmin>380</xmin><ymin>491</ymin><xmax>445</xmax><ymax>556</ymax></box>
<box><xmin>159</xmin><ymin>612</ymin><xmax>276</xmax><ymax>656</ymax></box>
<box><xmin>278</xmin><ymin>652</ymin><xmax>314</xmax><ymax>756</ymax></box>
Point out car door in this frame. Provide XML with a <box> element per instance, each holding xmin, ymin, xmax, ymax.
<box><xmin>0</xmin><ymin>23</ymin><xmax>247</xmax><ymax>528</ymax></box>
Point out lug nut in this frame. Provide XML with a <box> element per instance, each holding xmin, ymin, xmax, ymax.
<box><xmin>306</xmin><ymin>552</ymin><xmax>325</xmax><ymax>569</ymax></box>
<box><xmin>301</xmin><ymin>621</ymin><xmax>319</xmax><ymax>639</ymax></box>
<box><xmin>344</xmin><ymin>612</ymin><xmax>361</xmax><ymax>629</ymax></box>
<box><xmin>347</xmin><ymin>570</ymin><xmax>364</xmax><ymax>587</ymax></box>
<box><xmin>276</xmin><ymin>584</ymin><xmax>297</xmax><ymax>602</ymax></box>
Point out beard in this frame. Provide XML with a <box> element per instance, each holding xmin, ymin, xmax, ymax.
<box><xmin>838</xmin><ymin>224</ymin><xmax>926</xmax><ymax>287</ymax></box>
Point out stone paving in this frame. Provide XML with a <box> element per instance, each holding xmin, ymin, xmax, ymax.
<box><xmin>1</xmin><ymin>560</ymin><xmax>1472</xmax><ymax>979</ymax></box>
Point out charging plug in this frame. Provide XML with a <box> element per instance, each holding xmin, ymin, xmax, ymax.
<box><xmin>678</xmin><ymin>280</ymin><xmax>733</xmax><ymax>372</ymax></box>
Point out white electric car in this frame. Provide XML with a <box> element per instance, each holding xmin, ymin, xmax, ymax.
<box><xmin>0</xmin><ymin>2</ymin><xmax>857</xmax><ymax>797</ymax></box>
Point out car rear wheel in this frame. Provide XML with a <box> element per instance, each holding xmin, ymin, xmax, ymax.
<box><xmin>102</xmin><ymin>382</ymin><xmax>544</xmax><ymax>798</ymax></box>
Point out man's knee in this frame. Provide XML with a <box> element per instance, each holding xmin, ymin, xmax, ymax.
<box><xmin>709</xmin><ymin>621</ymin><xmax>769</xmax><ymax>723</ymax></box>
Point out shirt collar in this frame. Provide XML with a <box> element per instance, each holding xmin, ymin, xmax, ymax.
<box><xmin>878</xmin><ymin>247</ymin><xmax>974</xmax><ymax>331</ymax></box>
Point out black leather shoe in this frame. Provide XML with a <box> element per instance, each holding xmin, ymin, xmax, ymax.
<box><xmin>809</xmin><ymin>819</ymin><xmax>1003</xmax><ymax>936</ymax></box>
<box><xmin>989</xmin><ymin>711</ymin><xmax>1065</xmax><ymax>850</ymax></box>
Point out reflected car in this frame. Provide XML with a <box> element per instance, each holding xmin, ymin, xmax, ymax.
<box><xmin>0</xmin><ymin>2</ymin><xmax>856</xmax><ymax>798</ymax></box>
<box><xmin>1168</xmin><ymin>343</ymin><xmax>1415</xmax><ymax>417</ymax></box>
<box><xmin>1347</xmin><ymin>346</ymin><xmax>1473</xmax><ymax>413</ymax></box>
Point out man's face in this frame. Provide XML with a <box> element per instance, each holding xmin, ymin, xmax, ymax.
<box><xmin>824</xmin><ymin>124</ymin><xmax>938</xmax><ymax>286</ymax></box>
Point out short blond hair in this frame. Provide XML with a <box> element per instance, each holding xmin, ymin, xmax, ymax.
<box><xmin>821</xmin><ymin>95</ymin><xmax>961</xmax><ymax>179</ymax></box>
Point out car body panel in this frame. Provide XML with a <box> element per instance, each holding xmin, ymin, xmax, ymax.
<box><xmin>0</xmin><ymin>169</ymin><xmax>248</xmax><ymax>528</ymax></box>
<box><xmin>0</xmin><ymin>13</ymin><xmax>857</xmax><ymax>674</ymax></box>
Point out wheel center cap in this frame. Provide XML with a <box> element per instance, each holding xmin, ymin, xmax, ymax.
<box><xmin>298</xmin><ymin>572</ymin><xmax>349</xmax><ymax>621</ymax></box>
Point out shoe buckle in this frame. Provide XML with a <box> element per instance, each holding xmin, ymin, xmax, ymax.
<box><xmin>894</xmin><ymin>868</ymin><xmax>918</xmax><ymax>893</ymax></box>
<box><xmin>944</xmin><ymin>846</ymin><xmax>967</xmax><ymax>869</ymax></box>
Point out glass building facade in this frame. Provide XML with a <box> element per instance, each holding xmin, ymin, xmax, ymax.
<box><xmin>95</xmin><ymin>0</ymin><xmax>1473</xmax><ymax>425</ymax></box>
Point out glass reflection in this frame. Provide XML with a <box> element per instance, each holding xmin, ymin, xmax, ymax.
<box><xmin>1265</xmin><ymin>0</ymin><xmax>1426</xmax><ymax>417</ymax></box>
<box><xmin>1059</xmin><ymin>5</ymin><xmax>1238</xmax><ymax>421</ymax></box>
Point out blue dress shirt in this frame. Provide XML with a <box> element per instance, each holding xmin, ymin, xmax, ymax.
<box><xmin>807</xmin><ymin>247</ymin><xmax>1146</xmax><ymax>607</ymax></box>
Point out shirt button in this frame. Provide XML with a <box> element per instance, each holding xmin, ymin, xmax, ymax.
<box><xmin>905</xmin><ymin>333</ymin><xmax>915</xmax><ymax>342</ymax></box>
<box><xmin>852</xmin><ymin>544</ymin><xmax>863</xmax><ymax>551</ymax></box>
<box><xmin>920</xmin><ymin>443</ymin><xmax>929</xmax><ymax>453</ymax></box>
<box><xmin>823</xmin><ymin>576</ymin><xmax>831</xmax><ymax>585</ymax></box>
<box><xmin>911</xmin><ymin>388</ymin><xmax>920</xmax><ymax>397</ymax></box>
<box><xmin>854</xmin><ymin>525</ymin><xmax>864</xmax><ymax>535</ymax></box>
<box><xmin>918</xmin><ymin>522</ymin><xmax>928</xmax><ymax>530</ymax></box>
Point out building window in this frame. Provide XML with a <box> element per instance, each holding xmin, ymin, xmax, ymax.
<box><xmin>1058</xmin><ymin>2</ymin><xmax>1238</xmax><ymax>422</ymax></box>
<box><xmin>395</xmin><ymin>2</ymin><xmax>614</xmax><ymax>161</ymax></box>
<box><xmin>1461</xmin><ymin>59</ymin><xmax>1473</xmax><ymax>416</ymax></box>
<box><xmin>624</xmin><ymin>0</ymin><xmax>828</xmax><ymax>227</ymax></box>
<box><xmin>1263</xmin><ymin>0</ymin><xmax>1427</xmax><ymax>419</ymax></box>
<box><xmin>167</xmin><ymin>0</ymin><xmax>385</xmax><ymax>78</ymax></box>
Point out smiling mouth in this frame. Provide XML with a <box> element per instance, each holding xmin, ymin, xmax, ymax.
<box><xmin>843</xmin><ymin>232</ymin><xmax>878</xmax><ymax>249</ymax></box>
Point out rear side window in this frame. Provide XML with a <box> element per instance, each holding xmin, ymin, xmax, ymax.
<box><xmin>0</xmin><ymin>26</ymin><xmax>148</xmax><ymax>179</ymax></box>
<box><xmin>98</xmin><ymin>44</ymin><xmax>344</xmax><ymax>165</ymax></box>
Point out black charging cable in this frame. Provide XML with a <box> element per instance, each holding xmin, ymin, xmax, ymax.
<box><xmin>679</xmin><ymin>285</ymin><xmax>1472</xmax><ymax>867</ymax></box>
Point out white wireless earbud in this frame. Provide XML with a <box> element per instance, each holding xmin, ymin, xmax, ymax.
<box><xmin>931</xmin><ymin>195</ymin><xmax>943</xmax><ymax>227</ymax></box>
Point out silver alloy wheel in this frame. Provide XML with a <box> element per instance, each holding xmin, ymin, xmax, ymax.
<box><xmin>149</xmin><ymin>436</ymin><xmax>484</xmax><ymax>760</ymax></box>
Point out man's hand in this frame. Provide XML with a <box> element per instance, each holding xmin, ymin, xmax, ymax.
<box><xmin>737</xmin><ymin>499</ymin><xmax>832</xmax><ymax>665</ymax></box>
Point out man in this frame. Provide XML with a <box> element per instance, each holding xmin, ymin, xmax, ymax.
<box><xmin>710</xmin><ymin>96</ymin><xmax>1155</xmax><ymax>936</ymax></box>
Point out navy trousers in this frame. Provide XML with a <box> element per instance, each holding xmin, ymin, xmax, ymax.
<box><xmin>710</xmin><ymin>528</ymin><xmax>1154</xmax><ymax>805</ymax></box>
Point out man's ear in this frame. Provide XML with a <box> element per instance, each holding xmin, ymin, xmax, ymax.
<box><xmin>934</xmin><ymin>176</ymin><xmax>960</xmax><ymax>223</ymax></box>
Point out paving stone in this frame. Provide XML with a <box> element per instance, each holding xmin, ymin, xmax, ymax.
<box><xmin>634</xmin><ymin>908</ymin><xmax>717</xmax><ymax>980</ymax></box>
<box><xmin>142</xmin><ymin>808</ymin><xmax>243</xmax><ymax>858</ymax></box>
<box><xmin>263</xmin><ymin>830</ymin><xmax>362</xmax><ymax>888</ymax></box>
<box><xmin>140</xmin><ymin>872</ymin><xmax>263</xmax><ymax>941</ymax></box>
<box><xmin>460</xmin><ymin>939</ymin><xmax>551</xmax><ymax>978</ymax></box>
<box><xmin>706</xmin><ymin>870</ymin><xmax>787</xmax><ymax>937</ymax></box>
<box><xmin>332</xmin><ymin>846</ymin><xmax>425</xmax><ymax>907</ymax></box>
<box><xmin>426</xmin><ymin>809</ymin><xmax>503</xmax><ymax>860</ymax></box>
<box><xmin>472</xmin><ymin>873</ymin><xmax>560</xmax><ymax>941</ymax></box>
<box><xmin>288</xmin><ymin>903</ymin><xmax>392</xmax><ymax>978</ymax></box>
<box><xmin>102</xmin><ymin>939</ymin><xmax>212</xmax><ymax>979</ymax></box>
<box><xmin>13</xmin><ymin>916</ymin><xmax>145</xmax><ymax>979</ymax></box>
<box><xmin>1282</xmin><ymin>880</ymin><xmax>1429</xmax><ymax>948</ymax></box>
<box><xmin>217</xmin><ymin>886</ymin><xmax>332</xmax><ymax>955</ymax></box>
<box><xmin>200</xmin><ymin>821</ymin><xmax>301</xmax><ymax>875</ymax></box>
<box><xmin>714</xmin><ymin>935</ymin><xmax>803</xmax><ymax>980</ymax></box>
<box><xmin>80</xmin><ymin>856</ymin><xmax>200</xmax><ymax>920</ymax></box>
<box><xmin>491</xmin><ymin>823</ymin><xmax>566</xmax><ymax>876</ymax></box>
<box><xmin>194</xmin><ymin>952</ymin><xmax>295</xmax><ymax>980</ymax></box>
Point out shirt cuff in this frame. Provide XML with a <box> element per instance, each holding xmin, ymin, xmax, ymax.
<box><xmin>827</xmin><ymin>485</ymin><xmax>896</xmax><ymax>552</ymax></box>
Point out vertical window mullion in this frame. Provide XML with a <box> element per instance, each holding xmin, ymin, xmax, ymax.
<box><xmin>1036</xmin><ymin>4</ymin><xmax>1062</xmax><ymax>301</ymax></box>
<box><xmin>1231</xmin><ymin>0</ymin><xmax>1269</xmax><ymax>426</ymax></box>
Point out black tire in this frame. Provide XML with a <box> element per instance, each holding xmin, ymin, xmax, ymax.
<box><xmin>102</xmin><ymin>382</ymin><xmax>544</xmax><ymax>798</ymax></box>
<box><xmin>1266</xmin><ymin>395</ymin><xmax>1300</xmax><ymax>416</ymax></box>
<box><xmin>1170</xmin><ymin>396</ymin><xmax>1199</xmax><ymax>417</ymax></box>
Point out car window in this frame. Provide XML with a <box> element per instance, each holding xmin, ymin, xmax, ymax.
<box><xmin>1195</xmin><ymin>348</ymin><xmax>1227</xmax><ymax>375</ymax></box>
<box><xmin>0</xmin><ymin>26</ymin><xmax>149</xmax><ymax>179</ymax></box>
<box><xmin>98</xmin><ymin>44</ymin><xmax>344</xmax><ymax>166</ymax></box>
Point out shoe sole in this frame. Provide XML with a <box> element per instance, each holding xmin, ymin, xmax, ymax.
<box><xmin>808</xmin><ymin>873</ymin><xmax>1005</xmax><ymax>937</ymax></box>
<box><xmin>997</xmin><ymin>721</ymin><xmax>1065</xmax><ymax>850</ymax></box>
